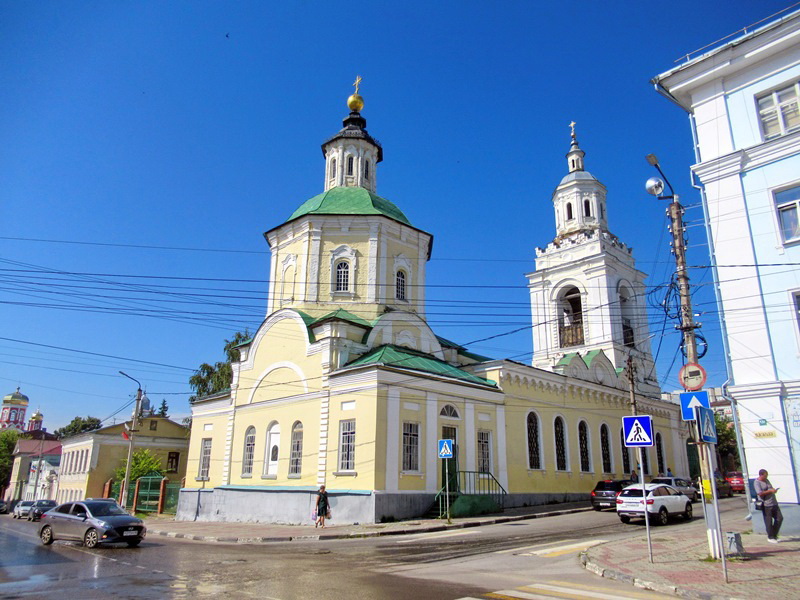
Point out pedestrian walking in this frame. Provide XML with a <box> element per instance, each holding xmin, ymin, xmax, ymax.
<box><xmin>667</xmin><ymin>467</ymin><xmax>674</xmax><ymax>477</ymax></box>
<box><xmin>315</xmin><ymin>485</ymin><xmax>330</xmax><ymax>529</ymax></box>
<box><xmin>630</xmin><ymin>469</ymin><xmax>639</xmax><ymax>483</ymax></box>
<box><xmin>754</xmin><ymin>469</ymin><xmax>783</xmax><ymax>543</ymax></box>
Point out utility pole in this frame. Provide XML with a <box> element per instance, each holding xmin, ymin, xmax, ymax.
<box><xmin>31</xmin><ymin>434</ymin><xmax>45</xmax><ymax>501</ymax></box>
<box><xmin>626</xmin><ymin>357</ymin><xmax>653</xmax><ymax>563</ymax></box>
<box><xmin>119</xmin><ymin>371</ymin><xmax>143</xmax><ymax>511</ymax></box>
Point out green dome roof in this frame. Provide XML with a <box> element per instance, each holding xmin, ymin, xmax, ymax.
<box><xmin>286</xmin><ymin>186</ymin><xmax>411</xmax><ymax>226</ymax></box>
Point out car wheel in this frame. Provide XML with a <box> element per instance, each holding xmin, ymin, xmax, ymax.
<box><xmin>40</xmin><ymin>525</ymin><xmax>54</xmax><ymax>546</ymax></box>
<box><xmin>728</xmin><ymin>488</ymin><xmax>733</xmax><ymax>498</ymax></box>
<box><xmin>683</xmin><ymin>503</ymin><xmax>693</xmax><ymax>520</ymax></box>
<box><xmin>126</xmin><ymin>539</ymin><xmax>141</xmax><ymax>548</ymax></box>
<box><xmin>656</xmin><ymin>507</ymin><xmax>669</xmax><ymax>526</ymax></box>
<box><xmin>593</xmin><ymin>505</ymin><xmax>602</xmax><ymax>511</ymax></box>
<box><xmin>83</xmin><ymin>528</ymin><xmax>100</xmax><ymax>549</ymax></box>
<box><xmin>619</xmin><ymin>516</ymin><xmax>630</xmax><ymax>524</ymax></box>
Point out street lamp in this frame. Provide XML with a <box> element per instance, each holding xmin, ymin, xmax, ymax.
<box><xmin>119</xmin><ymin>371</ymin><xmax>143</xmax><ymax>511</ymax></box>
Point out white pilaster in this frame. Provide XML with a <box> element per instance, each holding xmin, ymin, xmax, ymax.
<box><xmin>464</xmin><ymin>402</ymin><xmax>476</xmax><ymax>471</ymax></box>
<box><xmin>426</xmin><ymin>392</ymin><xmax>438</xmax><ymax>492</ymax></box>
<box><xmin>496</xmin><ymin>405</ymin><xmax>509</xmax><ymax>490</ymax></box>
<box><xmin>385</xmin><ymin>388</ymin><xmax>400</xmax><ymax>491</ymax></box>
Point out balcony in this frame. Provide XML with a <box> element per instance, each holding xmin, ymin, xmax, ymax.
<box><xmin>559</xmin><ymin>323</ymin><xmax>584</xmax><ymax>347</ymax></box>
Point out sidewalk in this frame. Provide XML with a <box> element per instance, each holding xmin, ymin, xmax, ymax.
<box><xmin>143</xmin><ymin>501</ymin><xmax>592</xmax><ymax>543</ymax></box>
<box><xmin>583</xmin><ymin>512</ymin><xmax>800</xmax><ymax>600</ymax></box>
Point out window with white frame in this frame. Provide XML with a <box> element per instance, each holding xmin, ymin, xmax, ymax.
<box><xmin>289</xmin><ymin>422</ymin><xmax>303</xmax><ymax>475</ymax></box>
<box><xmin>600</xmin><ymin>424</ymin><xmax>612</xmax><ymax>474</ymax></box>
<box><xmin>641</xmin><ymin>447</ymin><xmax>650</xmax><ymax>475</ymax></box>
<box><xmin>242</xmin><ymin>426</ymin><xmax>256</xmax><ymax>476</ymax></box>
<box><xmin>347</xmin><ymin>155</ymin><xmax>354</xmax><ymax>176</ymax></box>
<box><xmin>527</xmin><ymin>412</ymin><xmax>541</xmax><ymax>469</ymax></box>
<box><xmin>440</xmin><ymin>404</ymin><xmax>459</xmax><ymax>418</ymax></box>
<box><xmin>758</xmin><ymin>82</ymin><xmax>800</xmax><ymax>140</ymax></box>
<box><xmin>264</xmin><ymin>422</ymin><xmax>280</xmax><ymax>476</ymax></box>
<box><xmin>578</xmin><ymin>421</ymin><xmax>591</xmax><ymax>472</ymax></box>
<box><xmin>364</xmin><ymin>160</ymin><xmax>370</xmax><ymax>180</ymax></box>
<box><xmin>620</xmin><ymin>428</ymin><xmax>631</xmax><ymax>474</ymax></box>
<box><xmin>167</xmin><ymin>452</ymin><xmax>180</xmax><ymax>473</ymax></box>
<box><xmin>477</xmin><ymin>430</ymin><xmax>491</xmax><ymax>473</ymax></box>
<box><xmin>656</xmin><ymin>433</ymin><xmax>665</xmax><ymax>475</ymax></box>
<box><xmin>198</xmin><ymin>438</ymin><xmax>212</xmax><ymax>479</ymax></box>
<box><xmin>396</xmin><ymin>270</ymin><xmax>406</xmax><ymax>301</ymax></box>
<box><xmin>555</xmin><ymin>417</ymin><xmax>567</xmax><ymax>471</ymax></box>
<box><xmin>335</xmin><ymin>261</ymin><xmax>350</xmax><ymax>292</ymax></box>
<box><xmin>339</xmin><ymin>419</ymin><xmax>356</xmax><ymax>471</ymax></box>
<box><xmin>402</xmin><ymin>422</ymin><xmax>419</xmax><ymax>471</ymax></box>
<box><xmin>775</xmin><ymin>185</ymin><xmax>800</xmax><ymax>243</ymax></box>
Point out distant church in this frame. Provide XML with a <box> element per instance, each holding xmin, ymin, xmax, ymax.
<box><xmin>179</xmin><ymin>82</ymin><xmax>686</xmax><ymax>524</ymax></box>
<box><xmin>1</xmin><ymin>388</ymin><xmax>47</xmax><ymax>433</ymax></box>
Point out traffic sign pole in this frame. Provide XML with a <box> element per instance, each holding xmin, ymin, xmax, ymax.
<box><xmin>638</xmin><ymin>446</ymin><xmax>653</xmax><ymax>564</ymax></box>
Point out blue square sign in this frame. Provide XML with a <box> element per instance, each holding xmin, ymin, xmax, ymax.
<box><xmin>438</xmin><ymin>439</ymin><xmax>454</xmax><ymax>459</ymax></box>
<box><xmin>622</xmin><ymin>415</ymin><xmax>654</xmax><ymax>448</ymax></box>
<box><xmin>679</xmin><ymin>391</ymin><xmax>710</xmax><ymax>421</ymax></box>
<box><xmin>696</xmin><ymin>406</ymin><xmax>718</xmax><ymax>444</ymax></box>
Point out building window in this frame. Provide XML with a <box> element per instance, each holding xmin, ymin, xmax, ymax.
<box><xmin>364</xmin><ymin>160</ymin><xmax>370</xmax><ymax>180</ymax></box>
<box><xmin>775</xmin><ymin>185</ymin><xmax>800</xmax><ymax>243</ymax></box>
<box><xmin>584</xmin><ymin>199</ymin><xmax>591</xmax><ymax>217</ymax></box>
<box><xmin>198</xmin><ymin>438</ymin><xmax>212</xmax><ymax>479</ymax></box>
<box><xmin>440</xmin><ymin>404</ymin><xmax>459</xmax><ymax>418</ymax></box>
<box><xmin>758</xmin><ymin>82</ymin><xmax>800</xmax><ymax>140</ymax></box>
<box><xmin>335</xmin><ymin>261</ymin><xmax>350</xmax><ymax>292</ymax></box>
<box><xmin>242</xmin><ymin>426</ymin><xmax>256</xmax><ymax>476</ymax></box>
<box><xmin>396</xmin><ymin>270</ymin><xmax>406</xmax><ymax>300</ymax></box>
<box><xmin>330</xmin><ymin>158</ymin><xmax>337</xmax><ymax>179</ymax></box>
<box><xmin>477</xmin><ymin>430</ymin><xmax>491</xmax><ymax>473</ymax></box>
<box><xmin>641</xmin><ymin>447</ymin><xmax>650</xmax><ymax>476</ymax></box>
<box><xmin>289</xmin><ymin>422</ymin><xmax>303</xmax><ymax>476</ymax></box>
<box><xmin>150</xmin><ymin>420</ymin><xmax>158</xmax><ymax>431</ymax></box>
<box><xmin>620</xmin><ymin>428</ymin><xmax>631</xmax><ymax>475</ymax></box>
<box><xmin>566</xmin><ymin>203</ymin><xmax>574</xmax><ymax>220</ymax></box>
<box><xmin>656</xmin><ymin>433</ymin><xmax>665</xmax><ymax>475</ymax></box>
<box><xmin>339</xmin><ymin>419</ymin><xmax>356</xmax><ymax>471</ymax></box>
<box><xmin>600</xmin><ymin>424</ymin><xmax>612</xmax><ymax>474</ymax></box>
<box><xmin>402</xmin><ymin>422</ymin><xmax>419</xmax><ymax>471</ymax></box>
<box><xmin>526</xmin><ymin>412</ymin><xmax>541</xmax><ymax>469</ymax></box>
<box><xmin>558</xmin><ymin>286</ymin><xmax>584</xmax><ymax>347</ymax></box>
<box><xmin>578</xmin><ymin>421</ymin><xmax>591</xmax><ymax>472</ymax></box>
<box><xmin>167</xmin><ymin>452</ymin><xmax>179</xmax><ymax>473</ymax></box>
<box><xmin>264</xmin><ymin>422</ymin><xmax>280</xmax><ymax>476</ymax></box>
<box><xmin>554</xmin><ymin>416</ymin><xmax>567</xmax><ymax>471</ymax></box>
<box><xmin>347</xmin><ymin>156</ymin><xmax>354</xmax><ymax>176</ymax></box>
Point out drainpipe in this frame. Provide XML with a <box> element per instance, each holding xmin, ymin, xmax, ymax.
<box><xmin>721</xmin><ymin>380</ymin><xmax>752</xmax><ymax>507</ymax></box>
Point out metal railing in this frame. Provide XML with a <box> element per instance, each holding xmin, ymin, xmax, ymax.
<box><xmin>432</xmin><ymin>470</ymin><xmax>507</xmax><ymax>519</ymax></box>
<box><xmin>559</xmin><ymin>323</ymin><xmax>584</xmax><ymax>347</ymax></box>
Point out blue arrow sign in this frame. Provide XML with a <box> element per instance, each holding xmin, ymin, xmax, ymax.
<box><xmin>696</xmin><ymin>406</ymin><xmax>718</xmax><ymax>444</ymax></box>
<box><xmin>680</xmin><ymin>390</ymin><xmax>710</xmax><ymax>421</ymax></box>
<box><xmin>438</xmin><ymin>439</ymin><xmax>454</xmax><ymax>459</ymax></box>
<box><xmin>622</xmin><ymin>415</ymin><xmax>654</xmax><ymax>447</ymax></box>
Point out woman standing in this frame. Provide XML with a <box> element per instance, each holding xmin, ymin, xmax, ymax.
<box><xmin>315</xmin><ymin>485</ymin><xmax>329</xmax><ymax>529</ymax></box>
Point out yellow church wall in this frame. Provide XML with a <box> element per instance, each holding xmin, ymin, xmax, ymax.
<box><xmin>396</xmin><ymin>390</ymin><xmax>427</xmax><ymax>491</ymax></box>
<box><xmin>319</xmin><ymin>236</ymin><xmax>370</xmax><ymax>301</ymax></box>
<box><xmin>185</xmin><ymin>412</ymin><xmax>229</xmax><ymax>488</ymax></box>
<box><xmin>327</xmin><ymin>386</ymin><xmax>378</xmax><ymax>491</ymax></box>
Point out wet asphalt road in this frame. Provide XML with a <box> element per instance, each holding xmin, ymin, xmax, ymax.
<box><xmin>0</xmin><ymin>497</ymin><xmax>748</xmax><ymax>599</ymax></box>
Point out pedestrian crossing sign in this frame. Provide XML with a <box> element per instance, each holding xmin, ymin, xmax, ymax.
<box><xmin>696</xmin><ymin>406</ymin><xmax>718</xmax><ymax>444</ymax></box>
<box><xmin>438</xmin><ymin>439</ymin><xmax>454</xmax><ymax>459</ymax></box>
<box><xmin>622</xmin><ymin>415</ymin><xmax>653</xmax><ymax>447</ymax></box>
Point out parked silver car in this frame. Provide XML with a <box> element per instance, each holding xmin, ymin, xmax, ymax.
<box><xmin>39</xmin><ymin>500</ymin><xmax>146</xmax><ymax>548</ymax></box>
<box><xmin>12</xmin><ymin>501</ymin><xmax>34</xmax><ymax>519</ymax></box>
<box><xmin>650</xmin><ymin>477</ymin><xmax>699</xmax><ymax>502</ymax></box>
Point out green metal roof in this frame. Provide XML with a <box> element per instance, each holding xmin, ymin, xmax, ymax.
<box><xmin>286</xmin><ymin>186</ymin><xmax>412</xmax><ymax>226</ymax></box>
<box><xmin>309</xmin><ymin>308</ymin><xmax>372</xmax><ymax>329</ymax></box>
<box><xmin>345</xmin><ymin>345</ymin><xmax>497</xmax><ymax>388</ymax></box>
<box><xmin>556</xmin><ymin>352</ymin><xmax>579</xmax><ymax>367</ymax></box>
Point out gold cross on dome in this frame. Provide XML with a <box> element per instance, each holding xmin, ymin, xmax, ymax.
<box><xmin>353</xmin><ymin>75</ymin><xmax>362</xmax><ymax>94</ymax></box>
<box><xmin>569</xmin><ymin>121</ymin><xmax>576</xmax><ymax>139</ymax></box>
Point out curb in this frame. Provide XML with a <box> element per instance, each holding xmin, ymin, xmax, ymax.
<box><xmin>147</xmin><ymin>506</ymin><xmax>593</xmax><ymax>545</ymax></box>
<box><xmin>580</xmin><ymin>548</ymin><xmax>742</xmax><ymax>600</ymax></box>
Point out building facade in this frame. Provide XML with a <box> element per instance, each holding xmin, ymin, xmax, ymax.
<box><xmin>654</xmin><ymin>9</ymin><xmax>800</xmax><ymax>532</ymax></box>
<box><xmin>1</xmin><ymin>388</ymin><xmax>29</xmax><ymax>431</ymax></box>
<box><xmin>5</xmin><ymin>439</ymin><xmax>61</xmax><ymax>502</ymax></box>
<box><xmin>179</xmin><ymin>88</ymin><xmax>687</xmax><ymax>525</ymax></box>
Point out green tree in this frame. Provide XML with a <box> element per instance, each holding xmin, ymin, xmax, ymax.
<box><xmin>54</xmin><ymin>416</ymin><xmax>102</xmax><ymax>439</ymax></box>
<box><xmin>114</xmin><ymin>448</ymin><xmax>164</xmax><ymax>482</ymax></box>
<box><xmin>189</xmin><ymin>330</ymin><xmax>250</xmax><ymax>401</ymax></box>
<box><xmin>157</xmin><ymin>399</ymin><xmax>169</xmax><ymax>418</ymax></box>
<box><xmin>714</xmin><ymin>413</ymin><xmax>740</xmax><ymax>471</ymax></box>
<box><xmin>0</xmin><ymin>429</ymin><xmax>21</xmax><ymax>490</ymax></box>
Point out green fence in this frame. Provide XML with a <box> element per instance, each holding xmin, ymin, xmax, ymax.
<box><xmin>135</xmin><ymin>475</ymin><xmax>163</xmax><ymax>513</ymax></box>
<box><xmin>110</xmin><ymin>480</ymin><xmax>135</xmax><ymax>508</ymax></box>
<box><xmin>162</xmin><ymin>482</ymin><xmax>181</xmax><ymax>514</ymax></box>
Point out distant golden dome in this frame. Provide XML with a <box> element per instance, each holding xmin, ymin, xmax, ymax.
<box><xmin>347</xmin><ymin>93</ymin><xmax>364</xmax><ymax>112</ymax></box>
<box><xmin>3</xmin><ymin>387</ymin><xmax>29</xmax><ymax>406</ymax></box>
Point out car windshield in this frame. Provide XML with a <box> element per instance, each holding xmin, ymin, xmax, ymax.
<box><xmin>35</xmin><ymin>501</ymin><xmax>56</xmax><ymax>506</ymax></box>
<box><xmin>727</xmin><ymin>472</ymin><xmax>743</xmax><ymax>478</ymax></box>
<box><xmin>594</xmin><ymin>481</ymin><xmax>626</xmax><ymax>490</ymax></box>
<box><xmin>619</xmin><ymin>489</ymin><xmax>645</xmax><ymax>497</ymax></box>
<box><xmin>85</xmin><ymin>502</ymin><xmax>128</xmax><ymax>516</ymax></box>
<box><xmin>20</xmin><ymin>501</ymin><xmax>33</xmax><ymax>506</ymax></box>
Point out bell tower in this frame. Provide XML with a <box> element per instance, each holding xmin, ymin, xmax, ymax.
<box><xmin>527</xmin><ymin>125</ymin><xmax>659</xmax><ymax>395</ymax></box>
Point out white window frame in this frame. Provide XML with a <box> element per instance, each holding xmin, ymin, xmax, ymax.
<box><xmin>289</xmin><ymin>421</ymin><xmax>303</xmax><ymax>476</ymax></box>
<box><xmin>578</xmin><ymin>420</ymin><xmax>592</xmax><ymax>473</ymax></box>
<box><xmin>242</xmin><ymin>426</ymin><xmax>256</xmax><ymax>477</ymax></box>
<box><xmin>338</xmin><ymin>419</ymin><xmax>356</xmax><ymax>472</ymax></box>
<box><xmin>554</xmin><ymin>415</ymin><xmax>569</xmax><ymax>472</ymax></box>
<box><xmin>330</xmin><ymin>245</ymin><xmax>357</xmax><ymax>298</ymax></box>
<box><xmin>477</xmin><ymin>430</ymin><xmax>492</xmax><ymax>473</ymax></box>
<box><xmin>773</xmin><ymin>183</ymin><xmax>800</xmax><ymax>245</ymax></box>
<box><xmin>757</xmin><ymin>81</ymin><xmax>800</xmax><ymax>141</ymax></box>
<box><xmin>440</xmin><ymin>404</ymin><xmax>460</xmax><ymax>419</ymax></box>
<box><xmin>599</xmin><ymin>423</ymin><xmax>613</xmax><ymax>474</ymax></box>
<box><xmin>263</xmin><ymin>422</ymin><xmax>280</xmax><ymax>477</ymax></box>
<box><xmin>402</xmin><ymin>422</ymin><xmax>420</xmax><ymax>472</ymax></box>
<box><xmin>198</xmin><ymin>438</ymin><xmax>212</xmax><ymax>480</ymax></box>
<box><xmin>396</xmin><ymin>270</ymin><xmax>407</xmax><ymax>301</ymax></box>
<box><xmin>526</xmin><ymin>411</ymin><xmax>543</xmax><ymax>470</ymax></box>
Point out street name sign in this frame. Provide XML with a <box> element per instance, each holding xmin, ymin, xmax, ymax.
<box><xmin>678</xmin><ymin>362</ymin><xmax>707</xmax><ymax>391</ymax></box>
<box><xmin>696</xmin><ymin>406</ymin><xmax>718</xmax><ymax>444</ymax></box>
<box><xmin>438</xmin><ymin>439</ymin><xmax>454</xmax><ymax>459</ymax></box>
<box><xmin>679</xmin><ymin>390</ymin><xmax>710</xmax><ymax>421</ymax></box>
<box><xmin>622</xmin><ymin>415</ymin><xmax>654</xmax><ymax>447</ymax></box>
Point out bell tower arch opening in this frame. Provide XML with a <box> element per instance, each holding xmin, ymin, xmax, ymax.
<box><xmin>557</xmin><ymin>285</ymin><xmax>584</xmax><ymax>348</ymax></box>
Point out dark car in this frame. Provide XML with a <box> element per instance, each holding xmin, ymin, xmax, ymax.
<box><xmin>591</xmin><ymin>479</ymin><xmax>632</xmax><ymax>510</ymax></box>
<box><xmin>0</xmin><ymin>500</ymin><xmax>7</xmax><ymax>514</ymax></box>
<box><xmin>39</xmin><ymin>500</ymin><xmax>146</xmax><ymax>548</ymax></box>
<box><xmin>27</xmin><ymin>499</ymin><xmax>57</xmax><ymax>521</ymax></box>
<box><xmin>725</xmin><ymin>471</ymin><xmax>746</xmax><ymax>494</ymax></box>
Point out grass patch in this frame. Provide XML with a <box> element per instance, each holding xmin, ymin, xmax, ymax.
<box><xmin>699</xmin><ymin>555</ymin><xmax>719</xmax><ymax>563</ymax></box>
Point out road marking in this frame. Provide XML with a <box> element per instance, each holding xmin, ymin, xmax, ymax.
<box><xmin>487</xmin><ymin>591</ymin><xmax>554</xmax><ymax>600</ymax></box>
<box><xmin>494</xmin><ymin>540</ymin><xmax>576</xmax><ymax>554</ymax></box>
<box><xmin>524</xmin><ymin>539</ymin><xmax>606</xmax><ymax>557</ymax></box>
<box><xmin>546</xmin><ymin>580</ymin><xmax>670</xmax><ymax>599</ymax></box>
<box><xmin>523</xmin><ymin>583</ymin><xmax>643</xmax><ymax>599</ymax></box>
<box><xmin>396</xmin><ymin>529</ymin><xmax>481</xmax><ymax>543</ymax></box>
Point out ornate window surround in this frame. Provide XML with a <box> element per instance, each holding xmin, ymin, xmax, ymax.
<box><xmin>330</xmin><ymin>245</ymin><xmax>357</xmax><ymax>299</ymax></box>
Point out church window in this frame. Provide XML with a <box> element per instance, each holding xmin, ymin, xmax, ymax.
<box><xmin>396</xmin><ymin>270</ymin><xmax>406</xmax><ymax>300</ymax></box>
<box><xmin>578</xmin><ymin>421</ymin><xmax>591</xmax><ymax>472</ymax></box>
<box><xmin>339</xmin><ymin>419</ymin><xmax>356</xmax><ymax>471</ymax></box>
<box><xmin>264</xmin><ymin>422</ymin><xmax>280</xmax><ymax>476</ymax></box>
<box><xmin>242</xmin><ymin>426</ymin><xmax>256</xmax><ymax>476</ymax></box>
<box><xmin>600</xmin><ymin>204</ymin><xmax>605</xmax><ymax>219</ymax></box>
<box><xmin>620</xmin><ymin>428</ymin><xmax>631</xmax><ymax>474</ymax></box>
<box><xmin>335</xmin><ymin>261</ymin><xmax>350</xmax><ymax>292</ymax></box>
<box><xmin>641</xmin><ymin>447</ymin><xmax>650</xmax><ymax>475</ymax></box>
<box><xmin>555</xmin><ymin>416</ymin><xmax>567</xmax><ymax>471</ymax></box>
<box><xmin>167</xmin><ymin>452</ymin><xmax>180</xmax><ymax>473</ymax></box>
<box><xmin>656</xmin><ymin>433</ymin><xmax>665</xmax><ymax>475</ymax></box>
<box><xmin>600</xmin><ymin>424</ymin><xmax>612</xmax><ymax>473</ymax></box>
<box><xmin>440</xmin><ymin>404</ymin><xmax>459</xmax><ymax>418</ymax></box>
<box><xmin>198</xmin><ymin>438</ymin><xmax>212</xmax><ymax>479</ymax></box>
<box><xmin>566</xmin><ymin>203</ymin><xmax>574</xmax><ymax>220</ymax></box>
<box><xmin>584</xmin><ymin>199</ymin><xmax>591</xmax><ymax>217</ymax></box>
<box><xmin>558</xmin><ymin>286</ymin><xmax>584</xmax><ymax>347</ymax></box>
<box><xmin>364</xmin><ymin>160</ymin><xmax>370</xmax><ymax>180</ymax></box>
<box><xmin>619</xmin><ymin>286</ymin><xmax>635</xmax><ymax>349</ymax></box>
<box><xmin>330</xmin><ymin>158</ymin><xmax>337</xmax><ymax>179</ymax></box>
<box><xmin>477</xmin><ymin>430</ymin><xmax>491</xmax><ymax>473</ymax></box>
<box><xmin>289</xmin><ymin>422</ymin><xmax>303</xmax><ymax>475</ymax></box>
<box><xmin>402</xmin><ymin>422</ymin><xmax>420</xmax><ymax>471</ymax></box>
<box><xmin>347</xmin><ymin>156</ymin><xmax>354</xmax><ymax>176</ymax></box>
<box><xmin>527</xmin><ymin>412</ymin><xmax>541</xmax><ymax>469</ymax></box>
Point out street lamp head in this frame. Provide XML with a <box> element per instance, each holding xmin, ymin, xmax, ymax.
<box><xmin>645</xmin><ymin>154</ymin><xmax>659</xmax><ymax>167</ymax></box>
<box><xmin>646</xmin><ymin>177</ymin><xmax>665</xmax><ymax>197</ymax></box>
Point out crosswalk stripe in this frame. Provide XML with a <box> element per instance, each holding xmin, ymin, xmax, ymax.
<box><xmin>525</xmin><ymin>539</ymin><xmax>606</xmax><ymax>557</ymax></box>
<box><xmin>523</xmin><ymin>583</ymin><xmax>633</xmax><ymax>599</ymax></box>
<box><xmin>489</xmin><ymin>591</ymin><xmax>559</xmax><ymax>600</ymax></box>
<box><xmin>546</xmin><ymin>580</ymin><xmax>670</xmax><ymax>599</ymax></box>
<box><xmin>396</xmin><ymin>529</ymin><xmax>480</xmax><ymax>543</ymax></box>
<box><xmin>494</xmin><ymin>540</ymin><xmax>577</xmax><ymax>554</ymax></box>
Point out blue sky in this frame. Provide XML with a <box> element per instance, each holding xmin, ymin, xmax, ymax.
<box><xmin>1</xmin><ymin>2</ymin><xmax>786</xmax><ymax>430</ymax></box>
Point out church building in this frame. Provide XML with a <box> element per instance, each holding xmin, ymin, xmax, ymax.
<box><xmin>179</xmin><ymin>84</ymin><xmax>686</xmax><ymax>524</ymax></box>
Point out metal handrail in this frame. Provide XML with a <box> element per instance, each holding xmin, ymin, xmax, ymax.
<box><xmin>432</xmin><ymin>470</ymin><xmax>507</xmax><ymax>519</ymax></box>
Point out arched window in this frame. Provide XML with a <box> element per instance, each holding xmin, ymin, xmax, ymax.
<box><xmin>558</xmin><ymin>285</ymin><xmax>584</xmax><ymax>347</ymax></box>
<box><xmin>656</xmin><ymin>433</ymin><xmax>665</xmax><ymax>475</ymax></box>
<box><xmin>335</xmin><ymin>261</ymin><xmax>350</xmax><ymax>292</ymax></box>
<box><xmin>555</xmin><ymin>416</ymin><xmax>567</xmax><ymax>471</ymax></box>
<box><xmin>264</xmin><ymin>422</ymin><xmax>280</xmax><ymax>476</ymax></box>
<box><xmin>620</xmin><ymin>286</ymin><xmax>635</xmax><ymax>349</ymax></box>
<box><xmin>578</xmin><ymin>421</ymin><xmax>591</xmax><ymax>472</ymax></box>
<box><xmin>289</xmin><ymin>422</ymin><xmax>303</xmax><ymax>475</ymax></box>
<box><xmin>641</xmin><ymin>447</ymin><xmax>650</xmax><ymax>476</ymax></box>
<box><xmin>566</xmin><ymin>203</ymin><xmax>574</xmax><ymax>220</ymax></box>
<box><xmin>347</xmin><ymin>156</ymin><xmax>354</xmax><ymax>176</ymax></box>
<box><xmin>396</xmin><ymin>270</ymin><xmax>406</xmax><ymax>300</ymax></box>
<box><xmin>364</xmin><ymin>160</ymin><xmax>370</xmax><ymax>180</ymax></box>
<box><xmin>600</xmin><ymin>204</ymin><xmax>605</xmax><ymax>219</ymax></box>
<box><xmin>620</xmin><ymin>428</ymin><xmax>631</xmax><ymax>474</ymax></box>
<box><xmin>440</xmin><ymin>404</ymin><xmax>459</xmax><ymax>418</ymax></box>
<box><xmin>527</xmin><ymin>412</ymin><xmax>541</xmax><ymax>469</ymax></box>
<box><xmin>242</xmin><ymin>426</ymin><xmax>256</xmax><ymax>476</ymax></box>
<box><xmin>584</xmin><ymin>199</ymin><xmax>591</xmax><ymax>217</ymax></box>
<box><xmin>600</xmin><ymin>424</ymin><xmax>612</xmax><ymax>473</ymax></box>
<box><xmin>330</xmin><ymin>158</ymin><xmax>337</xmax><ymax>179</ymax></box>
